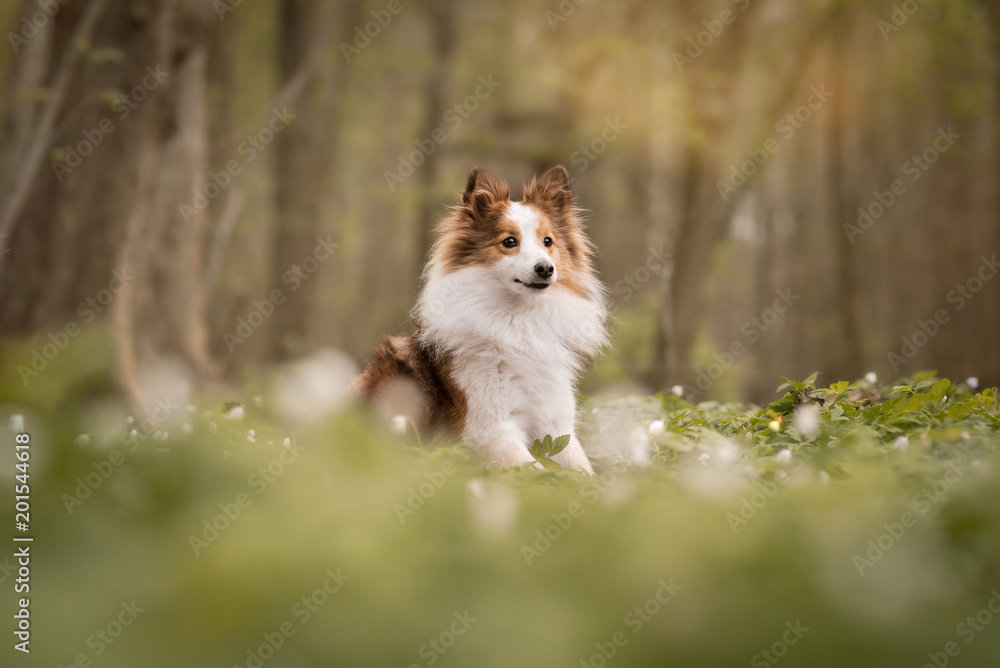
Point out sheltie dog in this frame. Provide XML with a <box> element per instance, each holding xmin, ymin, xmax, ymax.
<box><xmin>358</xmin><ymin>166</ymin><xmax>608</xmax><ymax>473</ymax></box>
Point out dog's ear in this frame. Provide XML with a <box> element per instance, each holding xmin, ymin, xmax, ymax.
<box><xmin>524</xmin><ymin>165</ymin><xmax>574</xmax><ymax>211</ymax></box>
<box><xmin>462</xmin><ymin>168</ymin><xmax>509</xmax><ymax>221</ymax></box>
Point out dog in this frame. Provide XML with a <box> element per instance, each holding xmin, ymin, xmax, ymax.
<box><xmin>357</xmin><ymin>166</ymin><xmax>608</xmax><ymax>473</ymax></box>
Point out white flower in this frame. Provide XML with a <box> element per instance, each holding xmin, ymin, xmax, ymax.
<box><xmin>282</xmin><ymin>437</ymin><xmax>292</xmax><ymax>447</ymax></box>
<box><xmin>628</xmin><ymin>427</ymin><xmax>651</xmax><ymax>466</ymax></box>
<box><xmin>9</xmin><ymin>414</ymin><xmax>25</xmax><ymax>433</ymax></box>
<box><xmin>248</xmin><ymin>429</ymin><xmax>256</xmax><ymax>437</ymax></box>
<box><xmin>892</xmin><ymin>436</ymin><xmax>909</xmax><ymax>451</ymax></box>
<box><xmin>390</xmin><ymin>415</ymin><xmax>408</xmax><ymax>435</ymax></box>
<box><xmin>775</xmin><ymin>449</ymin><xmax>792</xmax><ymax>463</ymax></box>
<box><xmin>125</xmin><ymin>416</ymin><xmax>135</xmax><ymax>425</ymax></box>
<box><xmin>767</xmin><ymin>420</ymin><xmax>781</xmax><ymax>432</ymax></box>
<box><xmin>698</xmin><ymin>452</ymin><xmax>711</xmax><ymax>465</ymax></box>
<box><xmin>865</xmin><ymin>372</ymin><xmax>877</xmax><ymax>384</ymax></box>
<box><xmin>467</xmin><ymin>480</ymin><xmax>519</xmax><ymax>539</ymax></box>
<box><xmin>225</xmin><ymin>405</ymin><xmax>245</xmax><ymax>421</ymax></box>
<box><xmin>715</xmin><ymin>441</ymin><xmax>740</xmax><ymax>463</ymax></box>
<box><xmin>793</xmin><ymin>404</ymin><xmax>820</xmax><ymax>438</ymax></box>
<box><xmin>247</xmin><ymin>435</ymin><xmax>255</xmax><ymax>443</ymax></box>
<box><xmin>75</xmin><ymin>434</ymin><xmax>90</xmax><ymax>446</ymax></box>
<box><xmin>648</xmin><ymin>420</ymin><xmax>665</xmax><ymax>436</ymax></box>
<box><xmin>966</xmin><ymin>377</ymin><xmax>979</xmax><ymax>390</ymax></box>
<box><xmin>671</xmin><ymin>385</ymin><xmax>684</xmax><ymax>397</ymax></box>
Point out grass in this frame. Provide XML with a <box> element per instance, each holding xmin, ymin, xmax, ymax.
<box><xmin>2</xmin><ymin>365</ymin><xmax>999</xmax><ymax>667</ymax></box>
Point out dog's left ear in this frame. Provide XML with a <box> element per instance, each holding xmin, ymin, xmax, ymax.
<box><xmin>524</xmin><ymin>165</ymin><xmax>574</xmax><ymax>210</ymax></box>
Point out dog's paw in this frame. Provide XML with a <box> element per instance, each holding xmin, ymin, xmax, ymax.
<box><xmin>480</xmin><ymin>440</ymin><xmax>541</xmax><ymax>471</ymax></box>
<box><xmin>550</xmin><ymin>436</ymin><xmax>594</xmax><ymax>475</ymax></box>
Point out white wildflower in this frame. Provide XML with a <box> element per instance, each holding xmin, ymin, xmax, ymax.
<box><xmin>892</xmin><ymin>436</ymin><xmax>909</xmax><ymax>451</ymax></box>
<box><xmin>390</xmin><ymin>415</ymin><xmax>408</xmax><ymax>435</ymax></box>
<box><xmin>8</xmin><ymin>414</ymin><xmax>25</xmax><ymax>433</ymax></box>
<box><xmin>793</xmin><ymin>404</ymin><xmax>820</xmax><ymax>438</ymax></box>
<box><xmin>865</xmin><ymin>372</ymin><xmax>877</xmax><ymax>385</ymax></box>
<box><xmin>775</xmin><ymin>449</ymin><xmax>792</xmax><ymax>463</ymax></box>
<box><xmin>648</xmin><ymin>420</ymin><xmax>665</xmax><ymax>436</ymax></box>
<box><xmin>467</xmin><ymin>479</ymin><xmax>519</xmax><ymax>539</ymax></box>
<box><xmin>671</xmin><ymin>385</ymin><xmax>684</xmax><ymax>397</ymax></box>
<box><xmin>966</xmin><ymin>377</ymin><xmax>979</xmax><ymax>389</ymax></box>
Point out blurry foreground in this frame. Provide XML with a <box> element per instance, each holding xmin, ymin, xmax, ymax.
<box><xmin>1</xmin><ymin>356</ymin><xmax>999</xmax><ymax>667</ymax></box>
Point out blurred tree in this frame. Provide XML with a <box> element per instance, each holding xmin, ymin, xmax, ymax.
<box><xmin>269</xmin><ymin>0</ymin><xmax>362</xmax><ymax>360</ymax></box>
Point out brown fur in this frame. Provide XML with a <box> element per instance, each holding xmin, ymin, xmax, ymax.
<box><xmin>359</xmin><ymin>165</ymin><xmax>598</xmax><ymax>436</ymax></box>
<box><xmin>356</xmin><ymin>330</ymin><xmax>467</xmax><ymax>435</ymax></box>
<box><xmin>433</xmin><ymin>166</ymin><xmax>597</xmax><ymax>300</ymax></box>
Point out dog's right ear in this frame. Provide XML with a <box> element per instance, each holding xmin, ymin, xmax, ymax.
<box><xmin>462</xmin><ymin>168</ymin><xmax>509</xmax><ymax>221</ymax></box>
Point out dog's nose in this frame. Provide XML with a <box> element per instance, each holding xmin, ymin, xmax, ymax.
<box><xmin>534</xmin><ymin>262</ymin><xmax>554</xmax><ymax>279</ymax></box>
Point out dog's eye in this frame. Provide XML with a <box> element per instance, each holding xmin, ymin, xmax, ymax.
<box><xmin>543</xmin><ymin>237</ymin><xmax>553</xmax><ymax>247</ymax></box>
<box><xmin>502</xmin><ymin>237</ymin><xmax>518</xmax><ymax>248</ymax></box>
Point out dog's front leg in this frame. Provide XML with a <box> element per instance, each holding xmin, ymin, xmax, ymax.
<box><xmin>455</xmin><ymin>357</ymin><xmax>539</xmax><ymax>470</ymax></box>
<box><xmin>544</xmin><ymin>389</ymin><xmax>594</xmax><ymax>475</ymax></box>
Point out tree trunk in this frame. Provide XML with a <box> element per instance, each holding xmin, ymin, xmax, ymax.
<box><xmin>269</xmin><ymin>0</ymin><xmax>362</xmax><ymax>361</ymax></box>
<box><xmin>413</xmin><ymin>0</ymin><xmax>457</xmax><ymax>267</ymax></box>
<box><xmin>0</xmin><ymin>0</ymin><xmax>219</xmax><ymax>415</ymax></box>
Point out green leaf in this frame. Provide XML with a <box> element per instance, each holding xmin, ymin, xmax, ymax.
<box><xmin>551</xmin><ymin>434</ymin><xmax>571</xmax><ymax>456</ymax></box>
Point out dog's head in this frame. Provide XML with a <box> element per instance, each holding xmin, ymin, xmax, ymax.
<box><xmin>432</xmin><ymin>166</ymin><xmax>594</xmax><ymax>298</ymax></box>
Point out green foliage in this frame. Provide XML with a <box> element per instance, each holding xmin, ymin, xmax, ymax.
<box><xmin>528</xmin><ymin>433</ymin><xmax>571</xmax><ymax>469</ymax></box>
<box><xmin>2</xmin><ymin>371</ymin><xmax>1000</xmax><ymax>667</ymax></box>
